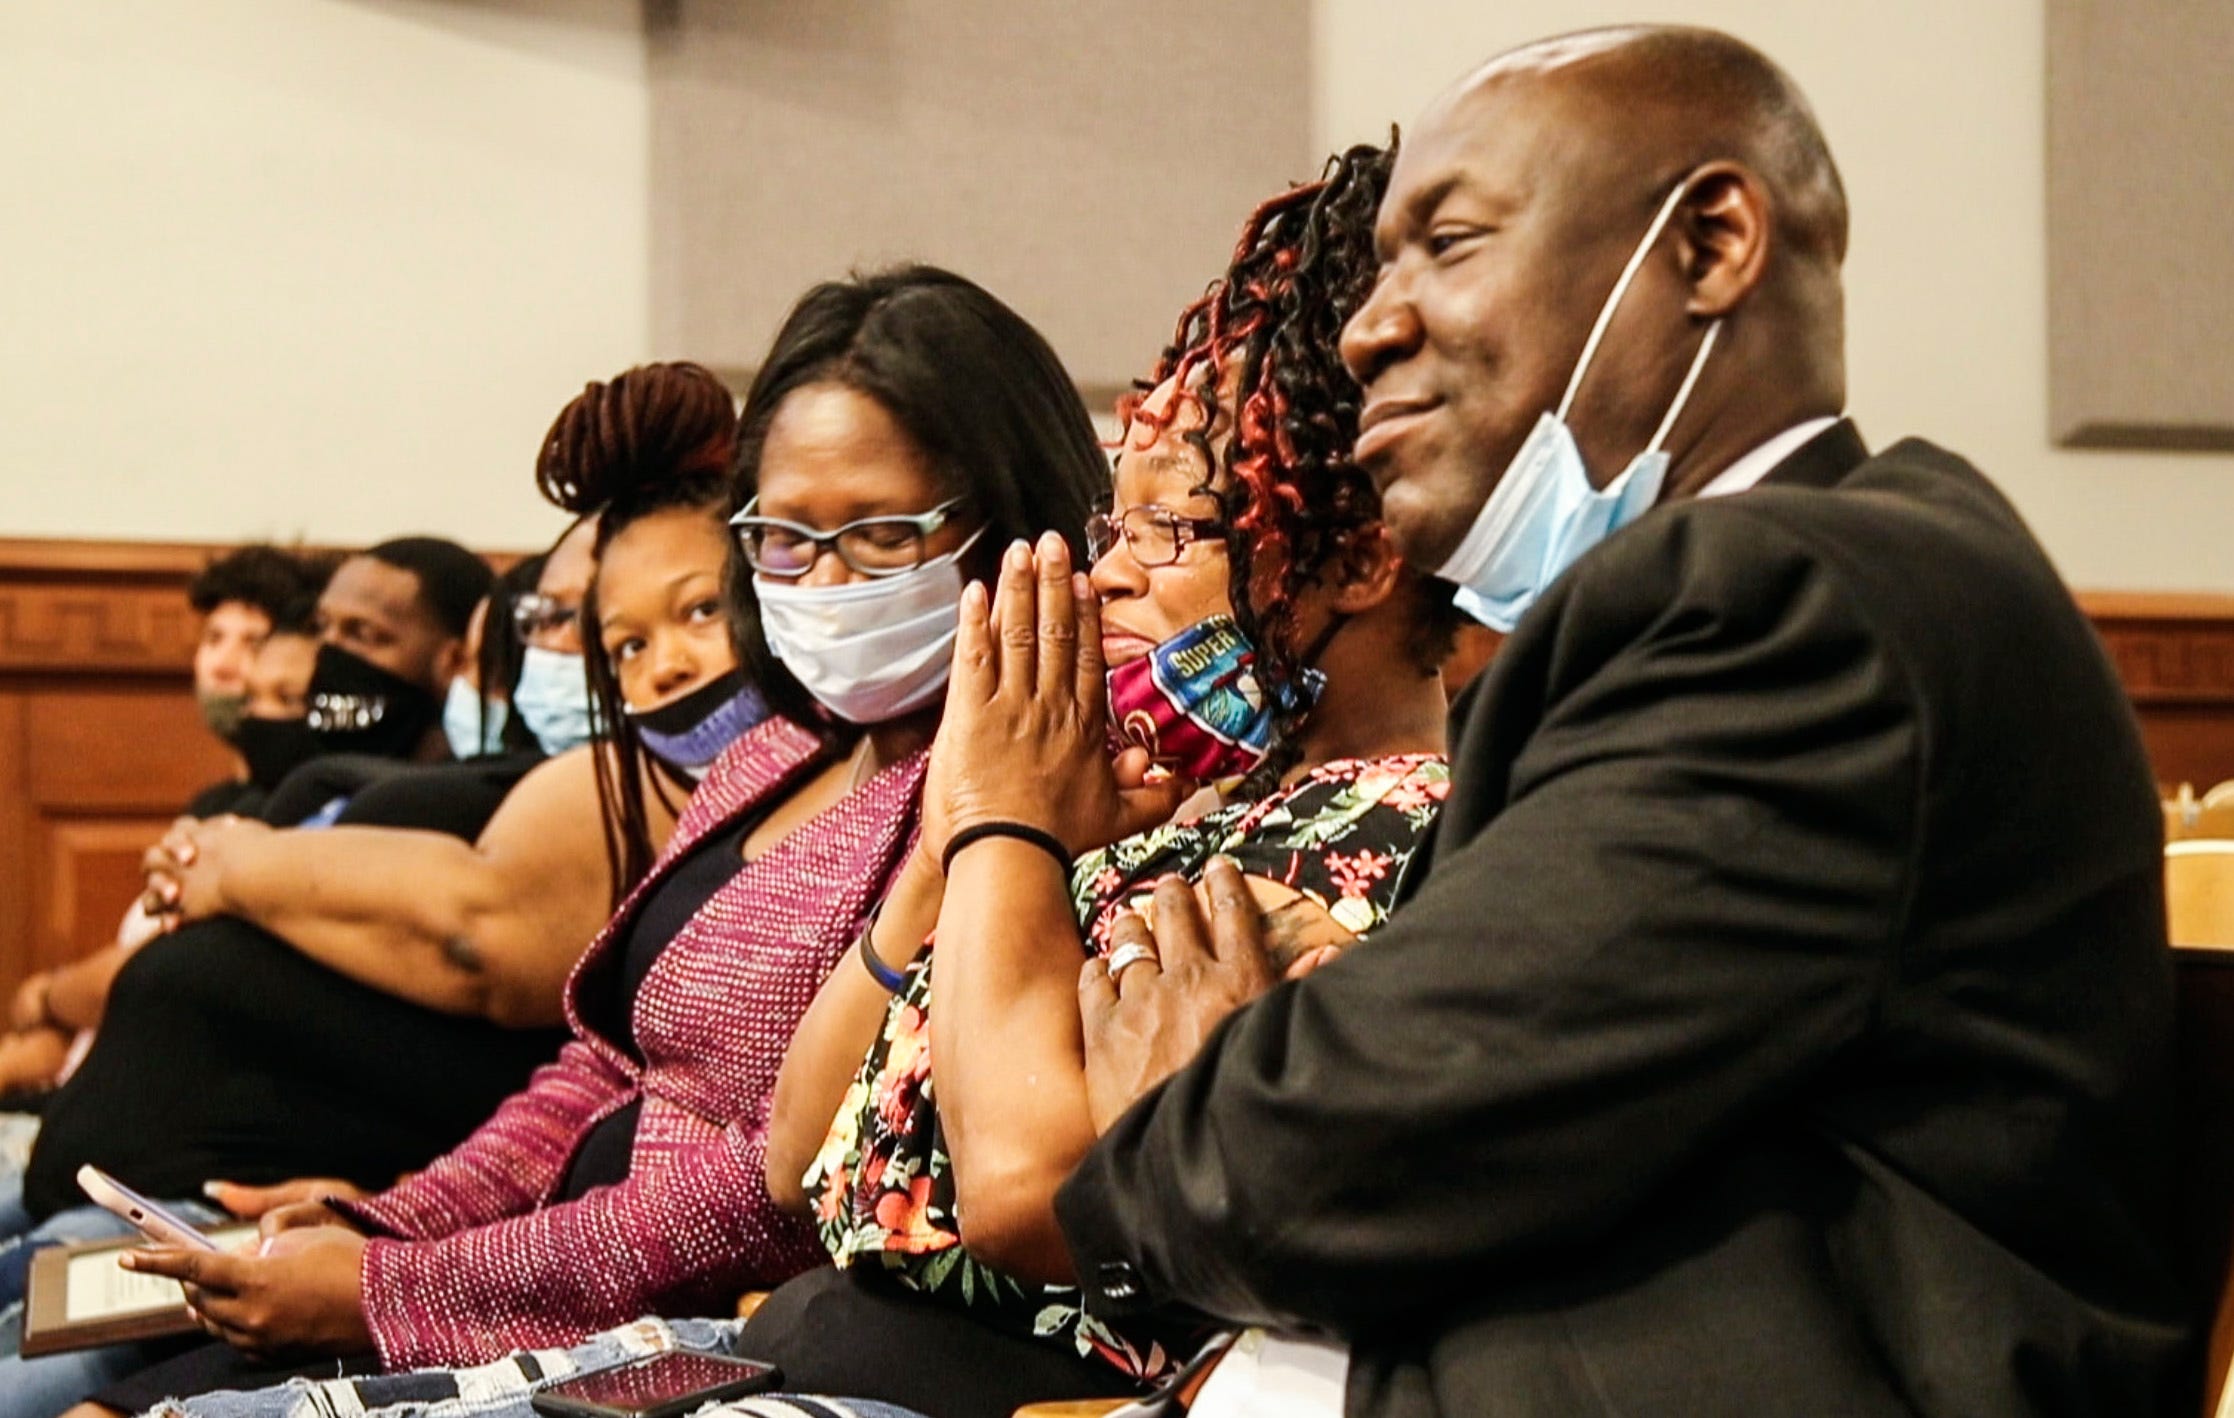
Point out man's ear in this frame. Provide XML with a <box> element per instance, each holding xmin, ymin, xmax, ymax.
<box><xmin>430</xmin><ymin>636</ymin><xmax>468</xmax><ymax>690</ymax></box>
<box><xmin>1326</xmin><ymin>523</ymin><xmax>1409</xmax><ymax>615</ymax></box>
<box><xmin>1677</xmin><ymin>161</ymin><xmax>1772</xmax><ymax>319</ymax></box>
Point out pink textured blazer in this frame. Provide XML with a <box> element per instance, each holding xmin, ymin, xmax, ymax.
<box><xmin>337</xmin><ymin>718</ymin><xmax>926</xmax><ymax>1369</ymax></box>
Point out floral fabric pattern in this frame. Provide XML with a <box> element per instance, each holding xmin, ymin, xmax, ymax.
<box><xmin>803</xmin><ymin>753</ymin><xmax>1449</xmax><ymax>1381</ymax></box>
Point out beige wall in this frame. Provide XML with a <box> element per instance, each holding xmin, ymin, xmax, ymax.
<box><xmin>1314</xmin><ymin>0</ymin><xmax>2234</xmax><ymax>592</ymax></box>
<box><xmin>0</xmin><ymin>0</ymin><xmax>648</xmax><ymax>553</ymax></box>
<box><xmin>6</xmin><ymin>1</ymin><xmax>2227</xmax><ymax>592</ymax></box>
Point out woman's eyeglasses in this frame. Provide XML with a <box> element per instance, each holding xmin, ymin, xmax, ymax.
<box><xmin>730</xmin><ymin>496</ymin><xmax>970</xmax><ymax>580</ymax></box>
<box><xmin>510</xmin><ymin>594</ymin><xmax>579</xmax><ymax>641</ymax></box>
<box><xmin>1085</xmin><ymin>506</ymin><xmax>1227</xmax><ymax>568</ymax></box>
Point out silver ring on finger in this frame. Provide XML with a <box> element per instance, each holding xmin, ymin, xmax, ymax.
<box><xmin>1105</xmin><ymin>942</ymin><xmax>1160</xmax><ymax>982</ymax></box>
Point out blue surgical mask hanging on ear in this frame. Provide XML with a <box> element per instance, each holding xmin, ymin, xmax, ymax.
<box><xmin>511</xmin><ymin>646</ymin><xmax>596</xmax><ymax>756</ymax></box>
<box><xmin>442</xmin><ymin>677</ymin><xmax>508</xmax><ymax>759</ymax></box>
<box><xmin>1439</xmin><ymin>180</ymin><xmax>1722</xmax><ymax>631</ymax></box>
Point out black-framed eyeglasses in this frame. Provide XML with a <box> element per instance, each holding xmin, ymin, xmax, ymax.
<box><xmin>1085</xmin><ymin>505</ymin><xmax>1228</xmax><ymax>568</ymax></box>
<box><xmin>729</xmin><ymin>495</ymin><xmax>971</xmax><ymax>580</ymax></box>
<box><xmin>510</xmin><ymin>593</ymin><xmax>579</xmax><ymax>641</ymax></box>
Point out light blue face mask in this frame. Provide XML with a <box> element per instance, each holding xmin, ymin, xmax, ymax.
<box><xmin>511</xmin><ymin>645</ymin><xmax>597</xmax><ymax>756</ymax></box>
<box><xmin>1439</xmin><ymin>181</ymin><xmax>1722</xmax><ymax>631</ymax></box>
<box><xmin>441</xmin><ymin>677</ymin><xmax>510</xmax><ymax>760</ymax></box>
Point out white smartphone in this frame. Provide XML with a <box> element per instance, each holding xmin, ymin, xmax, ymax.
<box><xmin>76</xmin><ymin>1164</ymin><xmax>220</xmax><ymax>1250</ymax></box>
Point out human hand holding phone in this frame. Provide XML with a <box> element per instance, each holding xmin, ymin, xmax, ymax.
<box><xmin>119</xmin><ymin>1224</ymin><xmax>371</xmax><ymax>1360</ymax></box>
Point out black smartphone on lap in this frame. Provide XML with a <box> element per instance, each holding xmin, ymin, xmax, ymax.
<box><xmin>529</xmin><ymin>1352</ymin><xmax>782</xmax><ymax>1418</ymax></box>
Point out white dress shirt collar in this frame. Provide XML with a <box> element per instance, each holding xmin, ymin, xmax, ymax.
<box><xmin>1693</xmin><ymin>415</ymin><xmax>1844</xmax><ymax>499</ymax></box>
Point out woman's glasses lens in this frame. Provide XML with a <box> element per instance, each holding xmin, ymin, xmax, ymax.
<box><xmin>510</xmin><ymin>596</ymin><xmax>577</xmax><ymax>638</ymax></box>
<box><xmin>1086</xmin><ymin>508</ymin><xmax>1191</xmax><ymax>567</ymax></box>
<box><xmin>734</xmin><ymin>499</ymin><xmax>961</xmax><ymax>579</ymax></box>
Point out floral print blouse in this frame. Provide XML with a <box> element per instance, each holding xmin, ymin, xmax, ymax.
<box><xmin>803</xmin><ymin>753</ymin><xmax>1450</xmax><ymax>1382</ymax></box>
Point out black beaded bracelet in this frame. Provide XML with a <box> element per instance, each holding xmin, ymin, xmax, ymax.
<box><xmin>940</xmin><ymin>820</ymin><xmax>1071</xmax><ymax>878</ymax></box>
<box><xmin>854</xmin><ymin>900</ymin><xmax>908</xmax><ymax>994</ymax></box>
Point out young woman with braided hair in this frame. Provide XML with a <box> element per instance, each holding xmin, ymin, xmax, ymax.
<box><xmin>137</xmin><ymin>362</ymin><xmax>745</xmax><ymax>1039</ymax></box>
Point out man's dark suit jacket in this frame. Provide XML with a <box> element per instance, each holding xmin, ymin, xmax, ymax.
<box><xmin>1056</xmin><ymin>423</ymin><xmax>2191</xmax><ymax>1416</ymax></box>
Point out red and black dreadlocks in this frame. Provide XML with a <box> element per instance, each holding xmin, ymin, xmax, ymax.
<box><xmin>1119</xmin><ymin>139</ymin><xmax>1457</xmax><ymax>742</ymax></box>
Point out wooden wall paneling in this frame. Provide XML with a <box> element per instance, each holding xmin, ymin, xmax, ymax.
<box><xmin>43</xmin><ymin>819</ymin><xmax>175</xmax><ymax>964</ymax></box>
<box><xmin>22</xmin><ymin>687</ymin><xmax>230</xmax><ymax>977</ymax></box>
<box><xmin>2079</xmin><ymin>593</ymin><xmax>2234</xmax><ymax>792</ymax></box>
<box><xmin>24</xmin><ymin>687</ymin><xmax>226</xmax><ymax>810</ymax></box>
<box><xmin>0</xmin><ymin>539</ymin><xmax>238</xmax><ymax>1001</ymax></box>
<box><xmin>0</xmin><ymin>694</ymin><xmax>30</xmax><ymax>998</ymax></box>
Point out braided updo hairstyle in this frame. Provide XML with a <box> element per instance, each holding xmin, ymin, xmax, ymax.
<box><xmin>1117</xmin><ymin>140</ymin><xmax>1465</xmax><ymax>768</ymax></box>
<box><xmin>536</xmin><ymin>360</ymin><xmax>739</xmax><ymax>899</ymax></box>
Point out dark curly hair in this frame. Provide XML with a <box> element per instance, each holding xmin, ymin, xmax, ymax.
<box><xmin>188</xmin><ymin>545</ymin><xmax>330</xmax><ymax>623</ymax></box>
<box><xmin>536</xmin><ymin>361</ymin><xmax>739</xmax><ymax>901</ymax></box>
<box><xmin>1118</xmin><ymin>138</ymin><xmax>1465</xmax><ymax>763</ymax></box>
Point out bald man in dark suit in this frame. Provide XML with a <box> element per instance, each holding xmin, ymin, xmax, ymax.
<box><xmin>1056</xmin><ymin>26</ymin><xmax>2191</xmax><ymax>1417</ymax></box>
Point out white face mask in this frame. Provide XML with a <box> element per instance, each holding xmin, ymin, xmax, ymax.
<box><xmin>755</xmin><ymin>531</ymin><xmax>984</xmax><ymax>724</ymax></box>
<box><xmin>1438</xmin><ymin>181</ymin><xmax>1722</xmax><ymax>631</ymax></box>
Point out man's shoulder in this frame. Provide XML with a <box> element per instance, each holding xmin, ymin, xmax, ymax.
<box><xmin>1573</xmin><ymin>436</ymin><xmax>2050</xmax><ymax>634</ymax></box>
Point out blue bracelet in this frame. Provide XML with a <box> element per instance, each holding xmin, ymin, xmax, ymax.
<box><xmin>855</xmin><ymin>903</ymin><xmax>908</xmax><ymax>994</ymax></box>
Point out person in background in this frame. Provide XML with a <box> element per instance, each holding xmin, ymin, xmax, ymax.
<box><xmin>94</xmin><ymin>272</ymin><xmax>1105</xmax><ymax>1418</ymax></box>
<box><xmin>0</xmin><ymin>591</ymin><xmax>331</xmax><ymax>1110</ymax></box>
<box><xmin>140</xmin><ymin>363</ymin><xmax>746</xmax><ymax>1037</ymax></box>
<box><xmin>0</xmin><ymin>541</ymin><xmax>519</xmax><ymax>1413</ymax></box>
<box><xmin>183</xmin><ymin>545</ymin><xmax>335</xmax><ymax>820</ymax></box>
<box><xmin>6</xmin><ymin>527</ymin><xmax>510</xmax><ymax>1123</ymax></box>
<box><xmin>442</xmin><ymin>554</ymin><xmax>550</xmax><ymax>762</ymax></box>
<box><xmin>249</xmin><ymin>536</ymin><xmax>495</xmax><ymax>830</ymax></box>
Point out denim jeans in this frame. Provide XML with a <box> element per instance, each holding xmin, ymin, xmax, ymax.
<box><xmin>0</xmin><ymin>1196</ymin><xmax>227</xmax><ymax>1418</ymax></box>
<box><xmin>152</xmin><ymin>1316</ymin><xmax>926</xmax><ymax>1418</ymax></box>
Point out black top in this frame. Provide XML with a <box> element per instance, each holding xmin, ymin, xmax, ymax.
<box><xmin>257</xmin><ymin>750</ymin><xmax>542</xmax><ymax>830</ymax></box>
<box><xmin>184</xmin><ymin>778</ymin><xmax>263</xmax><ymax>821</ymax></box>
<box><xmin>24</xmin><ymin>753</ymin><xmax>566</xmax><ymax>1219</ymax></box>
<box><xmin>556</xmin><ymin>815</ymin><xmax>756</xmax><ymax>1201</ymax></box>
<box><xmin>1057</xmin><ymin>426</ymin><xmax>2191</xmax><ymax>1417</ymax></box>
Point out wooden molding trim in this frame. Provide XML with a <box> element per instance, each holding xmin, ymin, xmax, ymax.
<box><xmin>0</xmin><ymin>582</ymin><xmax>206</xmax><ymax>675</ymax></box>
<box><xmin>2077</xmin><ymin>592</ymin><xmax>2234</xmax><ymax>707</ymax></box>
<box><xmin>0</xmin><ymin>539</ymin><xmax>232</xmax><ymax>676</ymax></box>
<box><xmin>0</xmin><ymin>537</ymin><xmax>531</xmax><ymax>677</ymax></box>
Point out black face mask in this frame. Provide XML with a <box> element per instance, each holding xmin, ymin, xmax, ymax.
<box><xmin>233</xmin><ymin>715</ymin><xmax>321</xmax><ymax>790</ymax></box>
<box><xmin>305</xmin><ymin>643</ymin><xmax>441</xmax><ymax>761</ymax></box>
<box><xmin>627</xmin><ymin>669</ymin><xmax>769</xmax><ymax>780</ymax></box>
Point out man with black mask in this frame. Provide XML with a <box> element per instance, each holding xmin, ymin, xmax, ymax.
<box><xmin>255</xmin><ymin>538</ymin><xmax>496</xmax><ymax>826</ymax></box>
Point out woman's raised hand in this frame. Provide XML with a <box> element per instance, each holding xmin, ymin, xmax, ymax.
<box><xmin>924</xmin><ymin>535</ymin><xmax>1194</xmax><ymax>866</ymax></box>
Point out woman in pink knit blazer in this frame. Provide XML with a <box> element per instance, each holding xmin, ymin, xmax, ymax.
<box><xmin>94</xmin><ymin>266</ymin><xmax>1108</xmax><ymax>1415</ymax></box>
